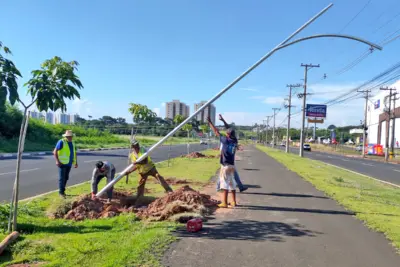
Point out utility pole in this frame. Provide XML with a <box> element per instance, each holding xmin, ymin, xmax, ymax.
<box><xmin>392</xmin><ymin>94</ymin><xmax>399</xmax><ymax>154</ymax></box>
<box><xmin>380</xmin><ymin>87</ymin><xmax>397</xmax><ymax>162</ymax></box>
<box><xmin>357</xmin><ymin>89</ymin><xmax>371</xmax><ymax>158</ymax></box>
<box><xmin>265</xmin><ymin>116</ymin><xmax>272</xmax><ymax>145</ymax></box>
<box><xmin>285</xmin><ymin>84</ymin><xmax>301</xmax><ymax>153</ymax></box>
<box><xmin>272</xmin><ymin>108</ymin><xmax>280</xmax><ymax>148</ymax></box>
<box><xmin>299</xmin><ymin>63</ymin><xmax>320</xmax><ymax>157</ymax></box>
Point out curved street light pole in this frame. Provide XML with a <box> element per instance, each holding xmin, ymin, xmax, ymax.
<box><xmin>97</xmin><ymin>4</ymin><xmax>383</xmax><ymax>197</ymax></box>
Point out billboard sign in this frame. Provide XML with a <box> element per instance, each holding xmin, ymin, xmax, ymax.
<box><xmin>306</xmin><ymin>104</ymin><xmax>327</xmax><ymax>118</ymax></box>
<box><xmin>374</xmin><ymin>99</ymin><xmax>380</xmax><ymax>109</ymax></box>
<box><xmin>308</xmin><ymin>118</ymin><xmax>324</xmax><ymax>123</ymax></box>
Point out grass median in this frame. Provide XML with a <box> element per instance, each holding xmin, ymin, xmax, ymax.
<box><xmin>0</xmin><ymin>149</ymin><xmax>220</xmax><ymax>267</ymax></box>
<box><xmin>256</xmin><ymin>145</ymin><xmax>400</xmax><ymax>251</ymax></box>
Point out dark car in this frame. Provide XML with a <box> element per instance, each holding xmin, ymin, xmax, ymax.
<box><xmin>303</xmin><ymin>143</ymin><xmax>311</xmax><ymax>151</ymax></box>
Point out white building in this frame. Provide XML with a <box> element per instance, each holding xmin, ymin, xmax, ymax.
<box><xmin>165</xmin><ymin>100</ymin><xmax>190</xmax><ymax>120</ymax></box>
<box><xmin>56</xmin><ymin>113</ymin><xmax>70</xmax><ymax>124</ymax></box>
<box><xmin>30</xmin><ymin>111</ymin><xmax>41</xmax><ymax>119</ymax></box>
<box><xmin>366</xmin><ymin>80</ymin><xmax>400</xmax><ymax>148</ymax></box>
<box><xmin>69</xmin><ymin>114</ymin><xmax>79</xmax><ymax>124</ymax></box>
<box><xmin>45</xmin><ymin>112</ymin><xmax>54</xmax><ymax>124</ymax></box>
<box><xmin>194</xmin><ymin>101</ymin><xmax>216</xmax><ymax>125</ymax></box>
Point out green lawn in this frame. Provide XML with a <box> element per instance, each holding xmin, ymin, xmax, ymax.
<box><xmin>118</xmin><ymin>135</ymin><xmax>202</xmax><ymax>147</ymax></box>
<box><xmin>256</xmin><ymin>145</ymin><xmax>400</xmax><ymax>251</ymax></box>
<box><xmin>0</xmin><ymin>149</ymin><xmax>220</xmax><ymax>267</ymax></box>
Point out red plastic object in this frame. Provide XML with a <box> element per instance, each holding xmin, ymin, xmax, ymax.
<box><xmin>186</xmin><ymin>218</ymin><xmax>203</xmax><ymax>232</ymax></box>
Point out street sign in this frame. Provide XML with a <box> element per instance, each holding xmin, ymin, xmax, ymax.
<box><xmin>308</xmin><ymin>118</ymin><xmax>324</xmax><ymax>123</ymax></box>
<box><xmin>306</xmin><ymin>104</ymin><xmax>327</xmax><ymax>118</ymax></box>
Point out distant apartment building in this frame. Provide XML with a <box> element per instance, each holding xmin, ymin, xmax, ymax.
<box><xmin>45</xmin><ymin>112</ymin><xmax>54</xmax><ymax>124</ymax></box>
<box><xmin>165</xmin><ymin>100</ymin><xmax>190</xmax><ymax>120</ymax></box>
<box><xmin>194</xmin><ymin>101</ymin><xmax>216</xmax><ymax>125</ymax></box>
<box><xmin>69</xmin><ymin>114</ymin><xmax>79</xmax><ymax>124</ymax></box>
<box><xmin>29</xmin><ymin>111</ymin><xmax>41</xmax><ymax>119</ymax></box>
<box><xmin>56</xmin><ymin>113</ymin><xmax>70</xmax><ymax>125</ymax></box>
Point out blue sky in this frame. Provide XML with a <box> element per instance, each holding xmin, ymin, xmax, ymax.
<box><xmin>2</xmin><ymin>0</ymin><xmax>400</xmax><ymax>126</ymax></box>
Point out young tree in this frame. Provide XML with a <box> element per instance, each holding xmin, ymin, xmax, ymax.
<box><xmin>1</xmin><ymin>44</ymin><xmax>83</xmax><ymax>231</ymax></box>
<box><xmin>182</xmin><ymin>123</ymin><xmax>193</xmax><ymax>154</ymax></box>
<box><xmin>128</xmin><ymin>103</ymin><xmax>156</xmax><ymax>124</ymax></box>
<box><xmin>173</xmin><ymin>114</ymin><xmax>185</xmax><ymax>125</ymax></box>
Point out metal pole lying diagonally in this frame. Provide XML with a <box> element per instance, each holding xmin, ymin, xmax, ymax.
<box><xmin>96</xmin><ymin>3</ymin><xmax>335</xmax><ymax>197</ymax></box>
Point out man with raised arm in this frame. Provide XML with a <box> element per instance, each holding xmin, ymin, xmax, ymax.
<box><xmin>207</xmin><ymin>116</ymin><xmax>237</xmax><ymax>208</ymax></box>
<box><xmin>217</xmin><ymin>114</ymin><xmax>248</xmax><ymax>193</ymax></box>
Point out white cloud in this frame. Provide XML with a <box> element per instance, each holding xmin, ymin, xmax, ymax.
<box><xmin>263</xmin><ymin>97</ymin><xmax>285</xmax><ymax>105</ymax></box>
<box><xmin>161</xmin><ymin>102</ymin><xmax>166</xmax><ymax>107</ymax></box>
<box><xmin>248</xmin><ymin>95</ymin><xmax>265</xmax><ymax>100</ymax></box>
<box><xmin>70</xmin><ymin>98</ymin><xmax>93</xmax><ymax>118</ymax></box>
<box><xmin>153</xmin><ymin>107</ymin><xmax>161</xmax><ymax>117</ymax></box>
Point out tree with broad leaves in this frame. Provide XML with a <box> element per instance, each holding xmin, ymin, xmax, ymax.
<box><xmin>173</xmin><ymin>114</ymin><xmax>185</xmax><ymax>125</ymax></box>
<box><xmin>128</xmin><ymin>103</ymin><xmax>156</xmax><ymax>124</ymax></box>
<box><xmin>1</xmin><ymin>42</ymin><xmax>83</xmax><ymax>232</ymax></box>
<box><xmin>199</xmin><ymin>124</ymin><xmax>210</xmax><ymax>135</ymax></box>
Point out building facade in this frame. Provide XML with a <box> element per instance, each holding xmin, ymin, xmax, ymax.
<box><xmin>30</xmin><ymin>111</ymin><xmax>41</xmax><ymax>119</ymax></box>
<box><xmin>45</xmin><ymin>112</ymin><xmax>54</xmax><ymax>124</ymax></box>
<box><xmin>56</xmin><ymin>113</ymin><xmax>70</xmax><ymax>124</ymax></box>
<box><xmin>165</xmin><ymin>100</ymin><xmax>190</xmax><ymax>120</ymax></box>
<box><xmin>366</xmin><ymin>81</ymin><xmax>400</xmax><ymax>148</ymax></box>
<box><xmin>69</xmin><ymin>114</ymin><xmax>79</xmax><ymax>124</ymax></box>
<box><xmin>194</xmin><ymin>101</ymin><xmax>216</xmax><ymax>125</ymax></box>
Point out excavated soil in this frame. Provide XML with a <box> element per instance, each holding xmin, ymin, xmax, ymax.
<box><xmin>136</xmin><ymin>185</ymin><xmax>218</xmax><ymax>222</ymax></box>
<box><xmin>183</xmin><ymin>152</ymin><xmax>218</xmax><ymax>158</ymax></box>
<box><xmin>49</xmin><ymin>186</ymin><xmax>217</xmax><ymax>222</ymax></box>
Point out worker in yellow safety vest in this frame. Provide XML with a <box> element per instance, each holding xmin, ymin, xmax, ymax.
<box><xmin>53</xmin><ymin>130</ymin><xmax>78</xmax><ymax>198</ymax></box>
<box><xmin>126</xmin><ymin>139</ymin><xmax>173</xmax><ymax>206</ymax></box>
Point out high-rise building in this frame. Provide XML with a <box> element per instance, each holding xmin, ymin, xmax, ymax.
<box><xmin>56</xmin><ymin>113</ymin><xmax>70</xmax><ymax>124</ymax></box>
<box><xmin>29</xmin><ymin>111</ymin><xmax>41</xmax><ymax>119</ymax></box>
<box><xmin>45</xmin><ymin>112</ymin><xmax>54</xmax><ymax>124</ymax></box>
<box><xmin>194</xmin><ymin>101</ymin><xmax>216</xmax><ymax>125</ymax></box>
<box><xmin>165</xmin><ymin>100</ymin><xmax>190</xmax><ymax>120</ymax></box>
<box><xmin>69</xmin><ymin>114</ymin><xmax>79</xmax><ymax>124</ymax></box>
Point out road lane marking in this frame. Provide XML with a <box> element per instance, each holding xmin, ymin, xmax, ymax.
<box><xmin>362</xmin><ymin>163</ymin><xmax>374</xmax><ymax>166</ymax></box>
<box><xmin>0</xmin><ymin>168</ymin><xmax>40</xmax><ymax>176</ymax></box>
<box><xmin>341</xmin><ymin>159</ymin><xmax>350</xmax><ymax>162</ymax></box>
<box><xmin>393</xmin><ymin>169</ymin><xmax>400</xmax><ymax>173</ymax></box>
<box><xmin>323</xmin><ymin>162</ymin><xmax>400</xmax><ymax>189</ymax></box>
<box><xmin>327</xmin><ymin>156</ymin><xmax>333</xmax><ymax>158</ymax></box>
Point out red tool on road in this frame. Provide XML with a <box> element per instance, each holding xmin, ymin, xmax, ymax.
<box><xmin>187</xmin><ymin>218</ymin><xmax>203</xmax><ymax>232</ymax></box>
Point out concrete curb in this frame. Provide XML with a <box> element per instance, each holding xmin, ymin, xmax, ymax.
<box><xmin>0</xmin><ymin>147</ymin><xmax>129</xmax><ymax>159</ymax></box>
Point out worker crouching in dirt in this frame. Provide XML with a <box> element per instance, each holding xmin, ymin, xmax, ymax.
<box><xmin>126</xmin><ymin>139</ymin><xmax>173</xmax><ymax>206</ymax></box>
<box><xmin>207</xmin><ymin>116</ymin><xmax>237</xmax><ymax>208</ymax></box>
<box><xmin>91</xmin><ymin>161</ymin><xmax>116</xmax><ymax>203</ymax></box>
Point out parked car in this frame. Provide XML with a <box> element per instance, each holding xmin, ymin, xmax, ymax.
<box><xmin>200</xmin><ymin>139</ymin><xmax>207</xmax><ymax>145</ymax></box>
<box><xmin>303</xmin><ymin>143</ymin><xmax>311</xmax><ymax>151</ymax></box>
<box><xmin>355</xmin><ymin>144</ymin><xmax>363</xmax><ymax>152</ymax></box>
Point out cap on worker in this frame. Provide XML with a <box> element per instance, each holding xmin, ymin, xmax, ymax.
<box><xmin>95</xmin><ymin>161</ymin><xmax>104</xmax><ymax>169</ymax></box>
<box><xmin>131</xmin><ymin>139</ymin><xmax>139</xmax><ymax>146</ymax></box>
<box><xmin>62</xmin><ymin>130</ymin><xmax>74</xmax><ymax>137</ymax></box>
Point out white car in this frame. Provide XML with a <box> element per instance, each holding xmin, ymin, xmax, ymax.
<box><xmin>200</xmin><ymin>139</ymin><xmax>207</xmax><ymax>145</ymax></box>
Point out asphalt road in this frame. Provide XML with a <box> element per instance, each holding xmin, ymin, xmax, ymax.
<box><xmin>163</xmin><ymin>146</ymin><xmax>400</xmax><ymax>267</ymax></box>
<box><xmin>274</xmin><ymin>145</ymin><xmax>400</xmax><ymax>186</ymax></box>
<box><xmin>0</xmin><ymin>143</ymin><xmax>215</xmax><ymax>202</ymax></box>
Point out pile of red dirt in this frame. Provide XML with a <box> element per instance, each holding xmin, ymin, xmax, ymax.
<box><xmin>53</xmin><ymin>192</ymin><xmax>137</xmax><ymax>221</ymax></box>
<box><xmin>136</xmin><ymin>185</ymin><xmax>218</xmax><ymax>222</ymax></box>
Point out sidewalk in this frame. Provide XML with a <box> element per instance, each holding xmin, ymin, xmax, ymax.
<box><xmin>163</xmin><ymin>146</ymin><xmax>400</xmax><ymax>267</ymax></box>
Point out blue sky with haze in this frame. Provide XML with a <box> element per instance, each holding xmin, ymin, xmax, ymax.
<box><xmin>1</xmin><ymin>0</ymin><xmax>400</xmax><ymax>126</ymax></box>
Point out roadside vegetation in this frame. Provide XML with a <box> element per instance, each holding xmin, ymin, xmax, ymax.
<box><xmin>0</xmin><ymin>149</ymin><xmax>220</xmax><ymax>267</ymax></box>
<box><xmin>257</xmin><ymin>145</ymin><xmax>400</xmax><ymax>251</ymax></box>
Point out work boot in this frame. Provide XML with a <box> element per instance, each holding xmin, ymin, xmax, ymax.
<box><xmin>59</xmin><ymin>193</ymin><xmax>66</xmax><ymax>199</ymax></box>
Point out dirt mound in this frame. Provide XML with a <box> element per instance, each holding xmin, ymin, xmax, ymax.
<box><xmin>136</xmin><ymin>185</ymin><xmax>218</xmax><ymax>222</ymax></box>
<box><xmin>183</xmin><ymin>152</ymin><xmax>218</xmax><ymax>158</ymax></box>
<box><xmin>165</xmin><ymin>177</ymin><xmax>190</xmax><ymax>185</ymax></box>
<box><xmin>50</xmin><ymin>192</ymin><xmax>137</xmax><ymax>221</ymax></box>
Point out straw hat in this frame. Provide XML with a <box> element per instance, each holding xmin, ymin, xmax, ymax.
<box><xmin>62</xmin><ymin>130</ymin><xmax>74</xmax><ymax>137</ymax></box>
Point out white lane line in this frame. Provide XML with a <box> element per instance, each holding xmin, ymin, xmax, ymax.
<box><xmin>323</xmin><ymin>162</ymin><xmax>400</xmax><ymax>189</ymax></box>
<box><xmin>362</xmin><ymin>162</ymin><xmax>374</xmax><ymax>166</ymax></box>
<box><xmin>393</xmin><ymin>169</ymin><xmax>400</xmax><ymax>173</ymax></box>
<box><xmin>0</xmin><ymin>168</ymin><xmax>40</xmax><ymax>176</ymax></box>
<box><xmin>84</xmin><ymin>159</ymin><xmax>104</xmax><ymax>163</ymax></box>
<box><xmin>315</xmin><ymin>154</ymin><xmax>322</xmax><ymax>156</ymax></box>
<box><xmin>327</xmin><ymin>156</ymin><xmax>333</xmax><ymax>158</ymax></box>
<box><xmin>341</xmin><ymin>159</ymin><xmax>350</xmax><ymax>162</ymax></box>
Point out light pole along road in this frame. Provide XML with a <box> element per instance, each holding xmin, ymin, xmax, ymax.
<box><xmin>97</xmin><ymin>4</ymin><xmax>382</xmax><ymax>197</ymax></box>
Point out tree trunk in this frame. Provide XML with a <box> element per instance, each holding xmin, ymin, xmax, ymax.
<box><xmin>0</xmin><ymin>231</ymin><xmax>19</xmax><ymax>255</ymax></box>
<box><xmin>187</xmin><ymin>130</ymin><xmax>190</xmax><ymax>155</ymax></box>
<box><xmin>9</xmin><ymin>110</ymin><xmax>30</xmax><ymax>232</ymax></box>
